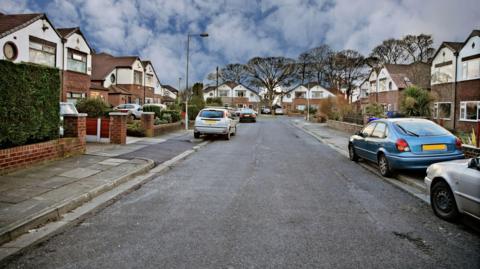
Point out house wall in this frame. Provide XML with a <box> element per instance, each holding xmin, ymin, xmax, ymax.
<box><xmin>455</xmin><ymin>79</ymin><xmax>480</xmax><ymax>134</ymax></box>
<box><xmin>368</xmin><ymin>91</ymin><xmax>401</xmax><ymax>111</ymax></box>
<box><xmin>62</xmin><ymin>70</ymin><xmax>91</xmax><ymax>102</ymax></box>
<box><xmin>431</xmin><ymin>82</ymin><xmax>456</xmax><ymax>130</ymax></box>
<box><xmin>108</xmin><ymin>94</ymin><xmax>130</xmax><ymax>107</ymax></box>
<box><xmin>457</xmin><ymin>36</ymin><xmax>480</xmax><ymax>82</ymax></box>
<box><xmin>0</xmin><ymin>19</ymin><xmax>63</xmax><ymax>68</ymax></box>
<box><xmin>431</xmin><ymin>47</ymin><xmax>456</xmax><ymax>85</ymax></box>
<box><xmin>376</xmin><ymin>67</ymin><xmax>398</xmax><ymax>92</ymax></box>
<box><xmin>89</xmin><ymin>89</ymin><xmax>109</xmax><ymax>102</ymax></box>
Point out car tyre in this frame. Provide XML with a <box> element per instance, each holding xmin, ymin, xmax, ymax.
<box><xmin>348</xmin><ymin>144</ymin><xmax>359</xmax><ymax>162</ymax></box>
<box><xmin>194</xmin><ymin>132</ymin><xmax>200</xmax><ymax>139</ymax></box>
<box><xmin>378</xmin><ymin>154</ymin><xmax>392</xmax><ymax>177</ymax></box>
<box><xmin>431</xmin><ymin>180</ymin><xmax>459</xmax><ymax>221</ymax></box>
<box><xmin>225</xmin><ymin>129</ymin><xmax>231</xmax><ymax>140</ymax></box>
<box><xmin>231</xmin><ymin>126</ymin><xmax>236</xmax><ymax>136</ymax></box>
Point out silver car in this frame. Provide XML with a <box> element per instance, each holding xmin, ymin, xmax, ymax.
<box><xmin>194</xmin><ymin>108</ymin><xmax>237</xmax><ymax>140</ymax></box>
<box><xmin>425</xmin><ymin>157</ymin><xmax>480</xmax><ymax>221</ymax></box>
<box><xmin>114</xmin><ymin>104</ymin><xmax>143</xmax><ymax>119</ymax></box>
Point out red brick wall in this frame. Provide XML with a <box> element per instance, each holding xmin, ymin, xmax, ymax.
<box><xmin>431</xmin><ymin>83</ymin><xmax>456</xmax><ymax>130</ymax></box>
<box><xmin>455</xmin><ymin>79</ymin><xmax>480</xmax><ymax>134</ymax></box>
<box><xmin>368</xmin><ymin>91</ymin><xmax>401</xmax><ymax>111</ymax></box>
<box><xmin>110</xmin><ymin>114</ymin><xmax>127</xmax><ymax>144</ymax></box>
<box><xmin>117</xmin><ymin>84</ymin><xmax>155</xmax><ymax>104</ymax></box>
<box><xmin>62</xmin><ymin>71</ymin><xmax>91</xmax><ymax>101</ymax></box>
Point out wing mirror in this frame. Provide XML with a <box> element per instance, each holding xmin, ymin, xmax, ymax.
<box><xmin>355</xmin><ymin>131</ymin><xmax>364</xmax><ymax>137</ymax></box>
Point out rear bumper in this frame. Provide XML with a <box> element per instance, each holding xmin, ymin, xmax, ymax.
<box><xmin>194</xmin><ymin>126</ymin><xmax>229</xmax><ymax>134</ymax></box>
<box><xmin>387</xmin><ymin>153</ymin><xmax>465</xmax><ymax>170</ymax></box>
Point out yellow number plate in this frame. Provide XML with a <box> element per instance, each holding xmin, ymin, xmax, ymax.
<box><xmin>422</xmin><ymin>144</ymin><xmax>447</xmax><ymax>151</ymax></box>
<box><xmin>204</xmin><ymin>120</ymin><xmax>217</xmax><ymax>124</ymax></box>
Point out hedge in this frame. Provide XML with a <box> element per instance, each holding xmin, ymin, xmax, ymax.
<box><xmin>0</xmin><ymin>60</ymin><xmax>60</xmax><ymax>149</ymax></box>
<box><xmin>159</xmin><ymin>110</ymin><xmax>181</xmax><ymax>123</ymax></box>
<box><xmin>143</xmin><ymin>104</ymin><xmax>162</xmax><ymax>118</ymax></box>
<box><xmin>76</xmin><ymin>98</ymin><xmax>111</xmax><ymax>118</ymax></box>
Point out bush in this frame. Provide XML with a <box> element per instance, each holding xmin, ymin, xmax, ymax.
<box><xmin>307</xmin><ymin>106</ymin><xmax>317</xmax><ymax>115</ymax></box>
<box><xmin>126</xmin><ymin>121</ymin><xmax>145</xmax><ymax>137</ymax></box>
<box><xmin>76</xmin><ymin>98</ymin><xmax>111</xmax><ymax>118</ymax></box>
<box><xmin>206</xmin><ymin>97</ymin><xmax>223</xmax><ymax>106</ymax></box>
<box><xmin>154</xmin><ymin>118</ymin><xmax>168</xmax><ymax>125</ymax></box>
<box><xmin>400</xmin><ymin>86</ymin><xmax>433</xmax><ymax>117</ymax></box>
<box><xmin>0</xmin><ymin>60</ymin><xmax>60</xmax><ymax>149</ymax></box>
<box><xmin>187</xmin><ymin>105</ymin><xmax>200</xmax><ymax>121</ymax></box>
<box><xmin>143</xmin><ymin>104</ymin><xmax>163</xmax><ymax>118</ymax></box>
<box><xmin>161</xmin><ymin>113</ymin><xmax>172</xmax><ymax>123</ymax></box>
<box><xmin>159</xmin><ymin>110</ymin><xmax>181</xmax><ymax>123</ymax></box>
<box><xmin>365</xmin><ymin>103</ymin><xmax>384</xmax><ymax>117</ymax></box>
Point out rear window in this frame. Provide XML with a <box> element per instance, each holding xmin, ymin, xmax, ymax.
<box><xmin>199</xmin><ymin>110</ymin><xmax>224</xmax><ymax>118</ymax></box>
<box><xmin>242</xmin><ymin>109</ymin><xmax>254</xmax><ymax>113</ymax></box>
<box><xmin>395</xmin><ymin>120</ymin><xmax>450</xmax><ymax>137</ymax></box>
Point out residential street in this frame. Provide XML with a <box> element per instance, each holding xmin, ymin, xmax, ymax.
<box><xmin>3</xmin><ymin>117</ymin><xmax>479</xmax><ymax>268</ymax></box>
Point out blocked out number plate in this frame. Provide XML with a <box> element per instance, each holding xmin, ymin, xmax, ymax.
<box><xmin>422</xmin><ymin>144</ymin><xmax>446</xmax><ymax>151</ymax></box>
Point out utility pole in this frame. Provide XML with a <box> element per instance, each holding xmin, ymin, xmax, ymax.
<box><xmin>216</xmin><ymin>66</ymin><xmax>219</xmax><ymax>97</ymax></box>
<box><xmin>307</xmin><ymin>82</ymin><xmax>310</xmax><ymax>122</ymax></box>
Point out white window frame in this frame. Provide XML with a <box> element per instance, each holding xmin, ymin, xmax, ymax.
<box><xmin>434</xmin><ymin>102</ymin><xmax>452</xmax><ymax>120</ymax></box>
<box><xmin>459</xmin><ymin>101</ymin><xmax>480</xmax><ymax>122</ymax></box>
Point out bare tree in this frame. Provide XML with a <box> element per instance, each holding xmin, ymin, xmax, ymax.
<box><xmin>324</xmin><ymin>50</ymin><xmax>343</xmax><ymax>91</ymax></box>
<box><xmin>302</xmin><ymin>44</ymin><xmax>331</xmax><ymax>84</ymax></box>
<box><xmin>402</xmin><ymin>34</ymin><xmax>435</xmax><ymax>63</ymax></box>
<box><xmin>207</xmin><ymin>63</ymin><xmax>248</xmax><ymax>85</ymax></box>
<box><xmin>370</xmin><ymin>38</ymin><xmax>405</xmax><ymax>65</ymax></box>
<box><xmin>244</xmin><ymin>57</ymin><xmax>299</xmax><ymax>113</ymax></box>
<box><xmin>335</xmin><ymin>49</ymin><xmax>367</xmax><ymax>102</ymax></box>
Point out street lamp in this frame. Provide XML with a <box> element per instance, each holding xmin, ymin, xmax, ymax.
<box><xmin>185</xmin><ymin>32</ymin><xmax>208</xmax><ymax>130</ymax></box>
<box><xmin>306</xmin><ymin>81</ymin><xmax>310</xmax><ymax>122</ymax></box>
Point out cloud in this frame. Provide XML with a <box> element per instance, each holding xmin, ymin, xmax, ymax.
<box><xmin>0</xmin><ymin>0</ymin><xmax>479</xmax><ymax>86</ymax></box>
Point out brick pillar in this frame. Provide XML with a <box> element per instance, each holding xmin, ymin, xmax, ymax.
<box><xmin>141</xmin><ymin>112</ymin><xmax>155</xmax><ymax>137</ymax></box>
<box><xmin>63</xmin><ymin>113</ymin><xmax>87</xmax><ymax>140</ymax></box>
<box><xmin>109</xmin><ymin>112</ymin><xmax>127</xmax><ymax>144</ymax></box>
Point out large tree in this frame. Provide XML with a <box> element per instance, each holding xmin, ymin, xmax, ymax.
<box><xmin>369</xmin><ymin>38</ymin><xmax>405</xmax><ymax>65</ymax></box>
<box><xmin>206</xmin><ymin>63</ymin><xmax>248</xmax><ymax>85</ymax></box>
<box><xmin>300</xmin><ymin>44</ymin><xmax>331</xmax><ymax>85</ymax></box>
<box><xmin>401</xmin><ymin>34</ymin><xmax>435</xmax><ymax>63</ymax></box>
<box><xmin>244</xmin><ymin>57</ymin><xmax>299</xmax><ymax>112</ymax></box>
<box><xmin>335</xmin><ymin>50</ymin><xmax>367</xmax><ymax>102</ymax></box>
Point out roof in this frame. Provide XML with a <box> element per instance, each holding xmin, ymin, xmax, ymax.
<box><xmin>0</xmin><ymin>13</ymin><xmax>60</xmax><ymax>39</ymax></box>
<box><xmin>465</xmin><ymin>29</ymin><xmax>480</xmax><ymax>43</ymax></box>
<box><xmin>384</xmin><ymin>62</ymin><xmax>430</xmax><ymax>89</ymax></box>
<box><xmin>203</xmin><ymin>86</ymin><xmax>216</xmax><ymax>92</ymax></box>
<box><xmin>89</xmin><ymin>82</ymin><xmax>109</xmax><ymax>91</ymax></box>
<box><xmin>162</xmin><ymin>96</ymin><xmax>175</xmax><ymax>102</ymax></box>
<box><xmin>141</xmin><ymin>60</ymin><xmax>161</xmax><ymax>83</ymax></box>
<box><xmin>57</xmin><ymin>27</ymin><xmax>94</xmax><ymax>52</ymax></box>
<box><xmin>108</xmin><ymin>85</ymin><xmax>132</xmax><ymax>95</ymax></box>
<box><xmin>162</xmin><ymin>85</ymin><xmax>178</xmax><ymax>93</ymax></box>
<box><xmin>431</xmin><ymin>41</ymin><xmax>464</xmax><ymax>60</ymax></box>
<box><xmin>91</xmin><ymin>53</ymin><xmax>138</xmax><ymax>81</ymax></box>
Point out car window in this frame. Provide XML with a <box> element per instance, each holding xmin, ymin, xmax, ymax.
<box><xmin>361</xmin><ymin>123</ymin><xmax>376</xmax><ymax>137</ymax></box>
<box><xmin>126</xmin><ymin>105</ymin><xmax>134</xmax><ymax>109</ymax></box>
<box><xmin>395</xmin><ymin>120</ymin><xmax>450</xmax><ymax>136</ymax></box>
<box><xmin>199</xmin><ymin>110</ymin><xmax>224</xmax><ymax>118</ymax></box>
<box><xmin>117</xmin><ymin>105</ymin><xmax>125</xmax><ymax>109</ymax></box>
<box><xmin>371</xmin><ymin>123</ymin><xmax>387</xmax><ymax>138</ymax></box>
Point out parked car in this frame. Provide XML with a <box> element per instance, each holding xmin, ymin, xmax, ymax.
<box><xmin>274</xmin><ymin>108</ymin><xmax>284</xmax><ymax>115</ymax></box>
<box><xmin>194</xmin><ymin>108</ymin><xmax>237</xmax><ymax>140</ymax></box>
<box><xmin>261</xmin><ymin>107</ymin><xmax>271</xmax><ymax>114</ymax></box>
<box><xmin>348</xmin><ymin>118</ymin><xmax>464</xmax><ymax>177</ymax></box>
<box><xmin>113</xmin><ymin>104</ymin><xmax>142</xmax><ymax>119</ymax></box>
<box><xmin>425</xmin><ymin>157</ymin><xmax>480</xmax><ymax>221</ymax></box>
<box><xmin>59</xmin><ymin>102</ymin><xmax>79</xmax><ymax>136</ymax></box>
<box><xmin>239</xmin><ymin>108</ymin><xmax>257</xmax><ymax>122</ymax></box>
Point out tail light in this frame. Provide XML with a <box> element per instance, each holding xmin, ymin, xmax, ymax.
<box><xmin>396</xmin><ymin>139</ymin><xmax>410</xmax><ymax>152</ymax></box>
<box><xmin>455</xmin><ymin>137</ymin><xmax>462</xmax><ymax>150</ymax></box>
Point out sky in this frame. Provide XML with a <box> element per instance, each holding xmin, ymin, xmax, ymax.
<box><xmin>1</xmin><ymin>0</ymin><xmax>479</xmax><ymax>88</ymax></box>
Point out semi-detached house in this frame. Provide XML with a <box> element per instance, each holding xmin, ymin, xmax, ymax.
<box><xmin>203</xmin><ymin>81</ymin><xmax>261</xmax><ymax>110</ymax></box>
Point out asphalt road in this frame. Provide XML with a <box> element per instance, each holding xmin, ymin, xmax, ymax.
<box><xmin>3</xmin><ymin>117</ymin><xmax>479</xmax><ymax>268</ymax></box>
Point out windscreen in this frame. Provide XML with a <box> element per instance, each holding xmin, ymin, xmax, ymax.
<box><xmin>199</xmin><ymin>110</ymin><xmax>224</xmax><ymax>118</ymax></box>
<box><xmin>395</xmin><ymin>121</ymin><xmax>450</xmax><ymax>136</ymax></box>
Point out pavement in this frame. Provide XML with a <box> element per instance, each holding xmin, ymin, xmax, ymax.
<box><xmin>290</xmin><ymin>118</ymin><xmax>429</xmax><ymax>199</ymax></box>
<box><xmin>2</xmin><ymin>117</ymin><xmax>478</xmax><ymax>268</ymax></box>
<box><xmin>0</xmin><ymin>128</ymin><xmax>206</xmax><ymax>260</ymax></box>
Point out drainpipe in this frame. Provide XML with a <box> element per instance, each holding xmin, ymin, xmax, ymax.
<box><xmin>143</xmin><ymin>70</ymin><xmax>146</xmax><ymax>105</ymax></box>
<box><xmin>453</xmin><ymin>52</ymin><xmax>458</xmax><ymax>130</ymax></box>
<box><xmin>61</xmin><ymin>38</ymin><xmax>66</xmax><ymax>102</ymax></box>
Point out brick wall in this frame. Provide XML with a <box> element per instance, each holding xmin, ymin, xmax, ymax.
<box><xmin>462</xmin><ymin>145</ymin><xmax>480</xmax><ymax>158</ymax></box>
<box><xmin>431</xmin><ymin>82</ymin><xmax>456</xmax><ymax>130</ymax></box>
<box><xmin>327</xmin><ymin>120</ymin><xmax>363</xmax><ymax>135</ymax></box>
<box><xmin>153</xmin><ymin>122</ymin><xmax>183</xmax><ymax>136</ymax></box>
<box><xmin>117</xmin><ymin>84</ymin><xmax>155</xmax><ymax>105</ymax></box>
<box><xmin>368</xmin><ymin>91</ymin><xmax>401</xmax><ymax>111</ymax></box>
<box><xmin>109</xmin><ymin>113</ymin><xmax>127</xmax><ymax>144</ymax></box>
<box><xmin>219</xmin><ymin>97</ymin><xmax>259</xmax><ymax>110</ymax></box>
<box><xmin>62</xmin><ymin>71</ymin><xmax>91</xmax><ymax>102</ymax></box>
<box><xmin>455</xmin><ymin>79</ymin><xmax>480</xmax><ymax>134</ymax></box>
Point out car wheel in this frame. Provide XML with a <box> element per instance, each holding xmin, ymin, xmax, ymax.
<box><xmin>225</xmin><ymin>129</ymin><xmax>231</xmax><ymax>140</ymax></box>
<box><xmin>378</xmin><ymin>154</ymin><xmax>392</xmax><ymax>177</ymax></box>
<box><xmin>194</xmin><ymin>132</ymin><xmax>200</xmax><ymax>139</ymax></box>
<box><xmin>431</xmin><ymin>181</ymin><xmax>459</xmax><ymax>221</ymax></box>
<box><xmin>231</xmin><ymin>126</ymin><xmax>236</xmax><ymax>136</ymax></box>
<box><xmin>348</xmin><ymin>144</ymin><xmax>358</xmax><ymax>162</ymax></box>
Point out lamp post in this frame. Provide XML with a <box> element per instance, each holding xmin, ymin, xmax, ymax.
<box><xmin>306</xmin><ymin>82</ymin><xmax>310</xmax><ymax>122</ymax></box>
<box><xmin>185</xmin><ymin>32</ymin><xmax>208</xmax><ymax>130</ymax></box>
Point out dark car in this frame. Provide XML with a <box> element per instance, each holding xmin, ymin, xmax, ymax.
<box><xmin>348</xmin><ymin>118</ymin><xmax>464</xmax><ymax>177</ymax></box>
<box><xmin>239</xmin><ymin>108</ymin><xmax>257</xmax><ymax>122</ymax></box>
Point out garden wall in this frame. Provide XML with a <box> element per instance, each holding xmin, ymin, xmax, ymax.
<box><xmin>327</xmin><ymin>120</ymin><xmax>363</xmax><ymax>134</ymax></box>
<box><xmin>153</xmin><ymin>122</ymin><xmax>183</xmax><ymax>136</ymax></box>
<box><xmin>462</xmin><ymin>145</ymin><xmax>480</xmax><ymax>158</ymax></box>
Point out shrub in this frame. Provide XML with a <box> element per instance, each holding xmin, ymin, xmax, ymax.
<box><xmin>187</xmin><ymin>105</ymin><xmax>200</xmax><ymax>121</ymax></box>
<box><xmin>159</xmin><ymin>110</ymin><xmax>181</xmax><ymax>123</ymax></box>
<box><xmin>76</xmin><ymin>98</ymin><xmax>110</xmax><ymax>118</ymax></box>
<box><xmin>126</xmin><ymin>121</ymin><xmax>145</xmax><ymax>137</ymax></box>
<box><xmin>307</xmin><ymin>106</ymin><xmax>317</xmax><ymax>115</ymax></box>
<box><xmin>0</xmin><ymin>60</ymin><xmax>60</xmax><ymax>149</ymax></box>
<box><xmin>400</xmin><ymin>86</ymin><xmax>433</xmax><ymax>117</ymax></box>
<box><xmin>365</xmin><ymin>103</ymin><xmax>384</xmax><ymax>117</ymax></box>
<box><xmin>206</xmin><ymin>97</ymin><xmax>223</xmax><ymax>106</ymax></box>
<box><xmin>161</xmin><ymin>113</ymin><xmax>172</xmax><ymax>123</ymax></box>
<box><xmin>143</xmin><ymin>104</ymin><xmax>163</xmax><ymax>118</ymax></box>
<box><xmin>154</xmin><ymin>118</ymin><xmax>168</xmax><ymax>125</ymax></box>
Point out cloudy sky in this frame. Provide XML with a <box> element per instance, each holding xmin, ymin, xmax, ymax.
<box><xmin>1</xmin><ymin>0</ymin><xmax>479</xmax><ymax>87</ymax></box>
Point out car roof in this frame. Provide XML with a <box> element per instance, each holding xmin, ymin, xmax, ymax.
<box><xmin>201</xmin><ymin>108</ymin><xmax>227</xmax><ymax>111</ymax></box>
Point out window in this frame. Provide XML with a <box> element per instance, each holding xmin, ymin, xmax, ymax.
<box><xmin>29</xmin><ymin>36</ymin><xmax>56</xmax><ymax>67</ymax></box>
<box><xmin>146</xmin><ymin>74</ymin><xmax>153</xmax><ymax>86</ymax></box>
<box><xmin>67</xmin><ymin>49</ymin><xmax>87</xmax><ymax>73</ymax></box>
<box><xmin>219</xmin><ymin>90</ymin><xmax>228</xmax><ymax>97</ymax></box>
<box><xmin>134</xmin><ymin>71</ymin><xmax>143</xmax><ymax>85</ymax></box>
<box><xmin>311</xmin><ymin>91</ymin><xmax>323</xmax><ymax>98</ymax></box>
<box><xmin>209</xmin><ymin>92</ymin><xmax>213</xmax><ymax>97</ymax></box>
<box><xmin>370</xmin><ymin>82</ymin><xmax>376</xmax><ymax>92</ymax></box>
<box><xmin>286</xmin><ymin>94</ymin><xmax>291</xmax><ymax>98</ymax></box>
<box><xmin>379</xmin><ymin>78</ymin><xmax>386</xmax><ymax>91</ymax></box>
<box><xmin>434</xmin><ymin>102</ymin><xmax>452</xmax><ymax>120</ymax></box>
<box><xmin>432</xmin><ymin>63</ymin><xmax>454</xmax><ymax>84</ymax></box>
<box><xmin>296</xmin><ymin>105</ymin><xmax>306</xmax><ymax>111</ymax></box>
<box><xmin>388</xmin><ymin>81</ymin><xmax>393</xmax><ymax>90</ymax></box>
<box><xmin>237</xmin><ymin>104</ymin><xmax>244</xmax><ymax>108</ymax></box>
<box><xmin>110</xmin><ymin>74</ymin><xmax>116</xmax><ymax>83</ymax></box>
<box><xmin>295</xmin><ymin>92</ymin><xmax>306</xmax><ymax>98</ymax></box>
<box><xmin>236</xmin><ymin>90</ymin><xmax>245</xmax><ymax>97</ymax></box>
<box><xmin>460</xmin><ymin>101</ymin><xmax>480</xmax><ymax>121</ymax></box>
<box><xmin>361</xmin><ymin>123</ymin><xmax>376</xmax><ymax>137</ymax></box>
<box><xmin>199</xmin><ymin>110</ymin><xmax>224</xmax><ymax>118</ymax></box>
<box><xmin>395</xmin><ymin>121</ymin><xmax>450</xmax><ymax>136</ymax></box>
<box><xmin>66</xmin><ymin>92</ymin><xmax>86</xmax><ymax>104</ymax></box>
<box><xmin>371</xmin><ymin>123</ymin><xmax>387</xmax><ymax>138</ymax></box>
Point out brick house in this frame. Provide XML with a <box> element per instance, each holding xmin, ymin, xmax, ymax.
<box><xmin>366</xmin><ymin>62</ymin><xmax>431</xmax><ymax>112</ymax></box>
<box><xmin>141</xmin><ymin>60</ymin><xmax>162</xmax><ymax>104</ymax></box>
<box><xmin>431</xmin><ymin>30</ymin><xmax>480</xmax><ymax>134</ymax></box>
<box><xmin>0</xmin><ymin>13</ymin><xmax>63</xmax><ymax>70</ymax></box>
<box><xmin>203</xmin><ymin>81</ymin><xmax>261</xmax><ymax>110</ymax></box>
<box><xmin>161</xmin><ymin>85</ymin><xmax>178</xmax><ymax>105</ymax></box>
<box><xmin>57</xmin><ymin>27</ymin><xmax>93</xmax><ymax>104</ymax></box>
<box><xmin>91</xmin><ymin>52</ymin><xmax>154</xmax><ymax>106</ymax></box>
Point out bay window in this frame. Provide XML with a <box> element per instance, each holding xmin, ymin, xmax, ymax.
<box><xmin>29</xmin><ymin>36</ymin><xmax>56</xmax><ymax>67</ymax></box>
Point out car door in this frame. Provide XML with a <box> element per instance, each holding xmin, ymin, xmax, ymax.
<box><xmin>454</xmin><ymin>160</ymin><xmax>480</xmax><ymax>217</ymax></box>
<box><xmin>365</xmin><ymin>122</ymin><xmax>387</xmax><ymax>161</ymax></box>
<box><xmin>355</xmin><ymin>122</ymin><xmax>376</xmax><ymax>159</ymax></box>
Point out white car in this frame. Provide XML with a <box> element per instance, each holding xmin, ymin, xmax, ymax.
<box><xmin>425</xmin><ymin>157</ymin><xmax>480</xmax><ymax>221</ymax></box>
<box><xmin>275</xmin><ymin>108</ymin><xmax>284</xmax><ymax>115</ymax></box>
<box><xmin>194</xmin><ymin>108</ymin><xmax>237</xmax><ymax>140</ymax></box>
<box><xmin>114</xmin><ymin>104</ymin><xmax>143</xmax><ymax>119</ymax></box>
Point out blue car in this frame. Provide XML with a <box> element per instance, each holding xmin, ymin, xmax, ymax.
<box><xmin>348</xmin><ymin>118</ymin><xmax>464</xmax><ymax>177</ymax></box>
